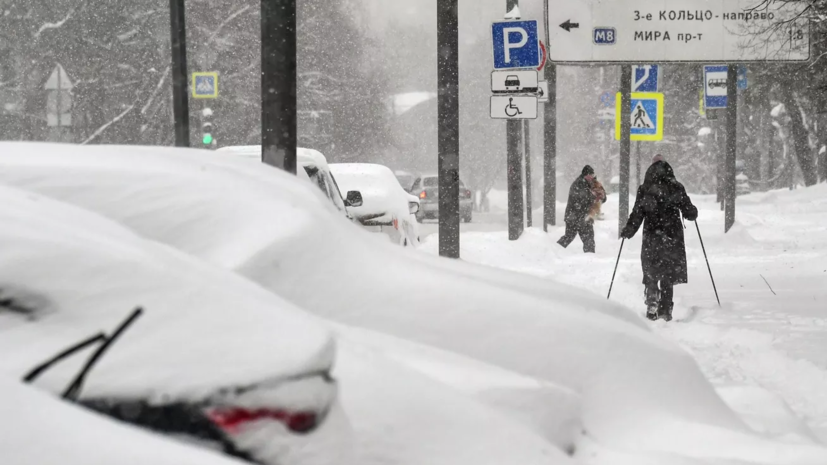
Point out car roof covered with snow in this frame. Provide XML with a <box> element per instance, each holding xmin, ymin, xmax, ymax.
<box><xmin>0</xmin><ymin>180</ymin><xmax>333</xmax><ymax>402</ymax></box>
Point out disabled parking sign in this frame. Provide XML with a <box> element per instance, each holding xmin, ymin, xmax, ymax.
<box><xmin>614</xmin><ymin>92</ymin><xmax>663</xmax><ymax>142</ymax></box>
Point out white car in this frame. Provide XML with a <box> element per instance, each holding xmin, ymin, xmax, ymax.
<box><xmin>330</xmin><ymin>163</ymin><xmax>421</xmax><ymax>247</ymax></box>
<box><xmin>0</xmin><ymin>182</ymin><xmax>341</xmax><ymax>465</ymax></box>
<box><xmin>217</xmin><ymin>145</ymin><xmax>359</xmax><ymax>220</ymax></box>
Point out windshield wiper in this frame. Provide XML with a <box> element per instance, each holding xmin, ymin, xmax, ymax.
<box><xmin>21</xmin><ymin>307</ymin><xmax>144</xmax><ymax>403</ymax></box>
<box><xmin>63</xmin><ymin>307</ymin><xmax>143</xmax><ymax>401</ymax></box>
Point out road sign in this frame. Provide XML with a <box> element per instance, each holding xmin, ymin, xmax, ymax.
<box><xmin>491</xmin><ymin>70</ymin><xmax>538</xmax><ymax>93</ymax></box>
<box><xmin>44</xmin><ymin>64</ymin><xmax>74</xmax><ymax>127</ymax></box>
<box><xmin>704</xmin><ymin>65</ymin><xmax>728</xmax><ymax>109</ymax></box>
<box><xmin>192</xmin><ymin>72</ymin><xmax>219</xmax><ymax>99</ymax></box>
<box><xmin>614</xmin><ymin>92</ymin><xmax>663</xmax><ymax>141</ymax></box>
<box><xmin>545</xmin><ymin>0</ymin><xmax>810</xmax><ymax>63</ymax></box>
<box><xmin>737</xmin><ymin>65</ymin><xmax>748</xmax><ymax>90</ymax></box>
<box><xmin>538</xmin><ymin>81</ymin><xmax>550</xmax><ymax>103</ymax></box>
<box><xmin>599</xmin><ymin>91</ymin><xmax>613</xmax><ymax>108</ymax></box>
<box><xmin>632</xmin><ymin>65</ymin><xmax>659</xmax><ymax>92</ymax></box>
<box><xmin>492</xmin><ymin>20</ymin><xmax>540</xmax><ymax>69</ymax></box>
<box><xmin>490</xmin><ymin>95</ymin><xmax>538</xmax><ymax>119</ymax></box>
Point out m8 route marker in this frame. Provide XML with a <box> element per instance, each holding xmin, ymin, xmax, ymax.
<box><xmin>545</xmin><ymin>0</ymin><xmax>810</xmax><ymax>63</ymax></box>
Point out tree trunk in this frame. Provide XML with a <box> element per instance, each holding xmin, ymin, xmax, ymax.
<box><xmin>781</xmin><ymin>87</ymin><xmax>818</xmax><ymax>186</ymax></box>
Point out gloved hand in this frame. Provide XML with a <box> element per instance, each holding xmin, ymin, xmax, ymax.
<box><xmin>620</xmin><ymin>227</ymin><xmax>634</xmax><ymax>240</ymax></box>
<box><xmin>684</xmin><ymin>206</ymin><xmax>699</xmax><ymax>222</ymax></box>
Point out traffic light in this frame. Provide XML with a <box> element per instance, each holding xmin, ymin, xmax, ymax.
<box><xmin>200</xmin><ymin>106</ymin><xmax>214</xmax><ymax>148</ymax></box>
<box><xmin>201</xmin><ymin>122</ymin><xmax>213</xmax><ymax>145</ymax></box>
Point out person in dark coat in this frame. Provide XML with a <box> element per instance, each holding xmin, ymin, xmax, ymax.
<box><xmin>558</xmin><ymin>165</ymin><xmax>604</xmax><ymax>253</ymax></box>
<box><xmin>621</xmin><ymin>157</ymin><xmax>698</xmax><ymax>321</ymax></box>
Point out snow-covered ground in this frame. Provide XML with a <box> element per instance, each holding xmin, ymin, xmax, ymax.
<box><xmin>423</xmin><ymin>184</ymin><xmax>827</xmax><ymax>448</ymax></box>
<box><xmin>2</xmin><ymin>143</ymin><xmax>826</xmax><ymax>464</ymax></box>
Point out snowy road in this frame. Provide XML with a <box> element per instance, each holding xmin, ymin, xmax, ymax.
<box><xmin>422</xmin><ymin>185</ymin><xmax>827</xmax><ymax>443</ymax></box>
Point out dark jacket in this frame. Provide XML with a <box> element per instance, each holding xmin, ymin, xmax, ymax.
<box><xmin>622</xmin><ymin>161</ymin><xmax>698</xmax><ymax>285</ymax></box>
<box><xmin>564</xmin><ymin>166</ymin><xmax>600</xmax><ymax>223</ymax></box>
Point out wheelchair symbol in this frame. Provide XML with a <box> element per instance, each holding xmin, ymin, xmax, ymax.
<box><xmin>505</xmin><ymin>98</ymin><xmax>523</xmax><ymax>117</ymax></box>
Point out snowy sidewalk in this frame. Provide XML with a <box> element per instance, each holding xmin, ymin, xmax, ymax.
<box><xmin>422</xmin><ymin>185</ymin><xmax>827</xmax><ymax>443</ymax></box>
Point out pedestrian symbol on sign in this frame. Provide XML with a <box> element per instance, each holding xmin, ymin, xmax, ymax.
<box><xmin>632</xmin><ymin>102</ymin><xmax>653</xmax><ymax>128</ymax></box>
<box><xmin>192</xmin><ymin>72</ymin><xmax>219</xmax><ymax>99</ymax></box>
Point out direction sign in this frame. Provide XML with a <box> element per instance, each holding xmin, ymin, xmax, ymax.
<box><xmin>492</xmin><ymin>20</ymin><xmax>540</xmax><ymax>69</ymax></box>
<box><xmin>632</xmin><ymin>65</ymin><xmax>659</xmax><ymax>92</ymax></box>
<box><xmin>192</xmin><ymin>72</ymin><xmax>219</xmax><ymax>99</ymax></box>
<box><xmin>491</xmin><ymin>70</ymin><xmax>538</xmax><ymax>93</ymax></box>
<box><xmin>704</xmin><ymin>65</ymin><xmax>728</xmax><ymax>109</ymax></box>
<box><xmin>490</xmin><ymin>95</ymin><xmax>538</xmax><ymax>119</ymax></box>
<box><xmin>545</xmin><ymin>0</ymin><xmax>810</xmax><ymax>63</ymax></box>
<box><xmin>614</xmin><ymin>92</ymin><xmax>664</xmax><ymax>141</ymax></box>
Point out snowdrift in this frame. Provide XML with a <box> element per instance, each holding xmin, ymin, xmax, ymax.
<box><xmin>0</xmin><ymin>379</ymin><xmax>247</xmax><ymax>465</ymax></box>
<box><xmin>2</xmin><ymin>143</ymin><xmax>825</xmax><ymax>462</ymax></box>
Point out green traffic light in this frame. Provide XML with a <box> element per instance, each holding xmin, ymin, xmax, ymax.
<box><xmin>202</xmin><ymin>133</ymin><xmax>213</xmax><ymax>145</ymax></box>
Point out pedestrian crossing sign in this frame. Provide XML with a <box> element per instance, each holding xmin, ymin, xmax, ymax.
<box><xmin>614</xmin><ymin>92</ymin><xmax>664</xmax><ymax>141</ymax></box>
<box><xmin>192</xmin><ymin>72</ymin><xmax>219</xmax><ymax>99</ymax></box>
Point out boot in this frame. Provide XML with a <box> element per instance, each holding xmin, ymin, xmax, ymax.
<box><xmin>658</xmin><ymin>302</ymin><xmax>674</xmax><ymax>322</ymax></box>
<box><xmin>645</xmin><ymin>286</ymin><xmax>659</xmax><ymax>321</ymax></box>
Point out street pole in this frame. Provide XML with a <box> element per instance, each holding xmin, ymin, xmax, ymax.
<box><xmin>618</xmin><ymin>65</ymin><xmax>632</xmax><ymax>236</ymax></box>
<box><xmin>635</xmin><ymin>140</ymin><xmax>641</xmax><ymax>187</ymax></box>
<box><xmin>506</xmin><ymin>0</ymin><xmax>524</xmax><ymax>241</ymax></box>
<box><xmin>261</xmin><ymin>0</ymin><xmax>297</xmax><ymax>174</ymax></box>
<box><xmin>542</xmin><ymin>1</ymin><xmax>557</xmax><ymax>231</ymax></box>
<box><xmin>437</xmin><ymin>0</ymin><xmax>460</xmax><ymax>258</ymax></box>
<box><xmin>724</xmin><ymin>65</ymin><xmax>738</xmax><ymax>232</ymax></box>
<box><xmin>169</xmin><ymin>0</ymin><xmax>189</xmax><ymax>147</ymax></box>
<box><xmin>524</xmin><ymin>119</ymin><xmax>533</xmax><ymax>227</ymax></box>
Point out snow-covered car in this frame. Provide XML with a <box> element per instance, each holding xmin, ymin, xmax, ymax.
<box><xmin>3</xmin><ymin>143</ymin><xmax>827</xmax><ymax>463</ymax></box>
<box><xmin>410</xmin><ymin>174</ymin><xmax>473</xmax><ymax>223</ymax></box>
<box><xmin>394</xmin><ymin>170</ymin><xmax>416</xmax><ymax>192</ymax></box>
<box><xmin>0</xmin><ymin>182</ymin><xmax>341</xmax><ymax>465</ymax></box>
<box><xmin>218</xmin><ymin>145</ymin><xmax>358</xmax><ymax>220</ymax></box>
<box><xmin>330</xmin><ymin>163</ymin><xmax>420</xmax><ymax>247</ymax></box>
<box><xmin>1</xmin><ymin>379</ymin><xmax>249</xmax><ymax>465</ymax></box>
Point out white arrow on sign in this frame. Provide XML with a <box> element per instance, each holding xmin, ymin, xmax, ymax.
<box><xmin>633</xmin><ymin>66</ymin><xmax>651</xmax><ymax>92</ymax></box>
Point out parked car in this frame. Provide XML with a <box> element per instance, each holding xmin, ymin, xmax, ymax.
<box><xmin>394</xmin><ymin>170</ymin><xmax>416</xmax><ymax>192</ymax></box>
<box><xmin>410</xmin><ymin>174</ymin><xmax>473</xmax><ymax>223</ymax></box>
<box><xmin>217</xmin><ymin>145</ymin><xmax>360</xmax><ymax>220</ymax></box>
<box><xmin>0</xmin><ymin>182</ymin><xmax>341</xmax><ymax>465</ymax></box>
<box><xmin>330</xmin><ymin>163</ymin><xmax>420</xmax><ymax>247</ymax></box>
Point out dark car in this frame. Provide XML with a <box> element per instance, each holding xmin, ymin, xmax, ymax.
<box><xmin>411</xmin><ymin>174</ymin><xmax>473</xmax><ymax>223</ymax></box>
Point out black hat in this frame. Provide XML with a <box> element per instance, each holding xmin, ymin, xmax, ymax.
<box><xmin>581</xmin><ymin>165</ymin><xmax>595</xmax><ymax>176</ymax></box>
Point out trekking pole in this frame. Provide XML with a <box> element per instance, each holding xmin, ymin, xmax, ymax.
<box><xmin>607</xmin><ymin>239</ymin><xmax>625</xmax><ymax>300</ymax></box>
<box><xmin>695</xmin><ymin>222</ymin><xmax>721</xmax><ymax>307</ymax></box>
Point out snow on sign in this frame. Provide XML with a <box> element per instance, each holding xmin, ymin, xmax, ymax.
<box><xmin>490</xmin><ymin>96</ymin><xmax>538</xmax><ymax>120</ymax></box>
<box><xmin>614</xmin><ymin>92</ymin><xmax>664</xmax><ymax>141</ymax></box>
<box><xmin>192</xmin><ymin>72</ymin><xmax>219</xmax><ymax>99</ymax></box>
<box><xmin>545</xmin><ymin>0</ymin><xmax>810</xmax><ymax>63</ymax></box>
<box><xmin>704</xmin><ymin>65</ymin><xmax>728</xmax><ymax>109</ymax></box>
<box><xmin>491</xmin><ymin>20</ymin><xmax>540</xmax><ymax>69</ymax></box>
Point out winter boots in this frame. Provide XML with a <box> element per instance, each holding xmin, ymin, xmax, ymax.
<box><xmin>645</xmin><ymin>284</ymin><xmax>674</xmax><ymax>321</ymax></box>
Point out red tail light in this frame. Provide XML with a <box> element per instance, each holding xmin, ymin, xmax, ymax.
<box><xmin>419</xmin><ymin>191</ymin><xmax>427</xmax><ymax>199</ymax></box>
<box><xmin>207</xmin><ymin>408</ymin><xmax>319</xmax><ymax>434</ymax></box>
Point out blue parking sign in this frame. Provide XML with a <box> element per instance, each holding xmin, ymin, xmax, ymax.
<box><xmin>492</xmin><ymin>20</ymin><xmax>540</xmax><ymax>69</ymax></box>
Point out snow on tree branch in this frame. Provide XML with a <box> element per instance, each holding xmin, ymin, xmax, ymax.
<box><xmin>34</xmin><ymin>6</ymin><xmax>78</xmax><ymax>39</ymax></box>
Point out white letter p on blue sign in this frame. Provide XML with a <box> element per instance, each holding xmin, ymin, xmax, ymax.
<box><xmin>492</xmin><ymin>20</ymin><xmax>540</xmax><ymax>70</ymax></box>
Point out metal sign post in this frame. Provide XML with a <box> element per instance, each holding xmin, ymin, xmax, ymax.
<box><xmin>261</xmin><ymin>0</ymin><xmax>297</xmax><ymax>174</ymax></box>
<box><xmin>725</xmin><ymin>65</ymin><xmax>738</xmax><ymax>232</ymax></box>
<box><xmin>437</xmin><ymin>0</ymin><xmax>461</xmax><ymax>258</ymax></box>
<box><xmin>169</xmin><ymin>0</ymin><xmax>190</xmax><ymax>147</ymax></box>
<box><xmin>619</xmin><ymin>66</ymin><xmax>632</xmax><ymax>237</ymax></box>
